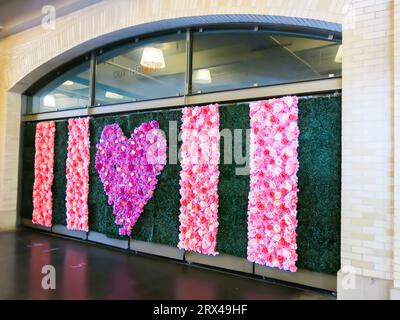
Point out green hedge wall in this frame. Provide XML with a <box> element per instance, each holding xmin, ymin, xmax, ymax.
<box><xmin>52</xmin><ymin>121</ymin><xmax>68</xmax><ymax>225</ymax></box>
<box><xmin>216</xmin><ymin>103</ymin><xmax>250</xmax><ymax>257</ymax></box>
<box><xmin>21</xmin><ymin>122</ymin><xmax>36</xmax><ymax>220</ymax></box>
<box><xmin>20</xmin><ymin>95</ymin><xmax>341</xmax><ymax>274</ymax></box>
<box><xmin>296</xmin><ymin>96</ymin><xmax>341</xmax><ymax>274</ymax></box>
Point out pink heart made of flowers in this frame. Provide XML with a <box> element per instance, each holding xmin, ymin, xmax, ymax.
<box><xmin>95</xmin><ymin>121</ymin><xmax>167</xmax><ymax>236</ymax></box>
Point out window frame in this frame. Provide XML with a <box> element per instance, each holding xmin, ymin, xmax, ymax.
<box><xmin>23</xmin><ymin>25</ymin><xmax>342</xmax><ymax>117</ymax></box>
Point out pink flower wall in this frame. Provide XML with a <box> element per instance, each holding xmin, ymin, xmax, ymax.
<box><xmin>178</xmin><ymin>104</ymin><xmax>220</xmax><ymax>256</ymax></box>
<box><xmin>32</xmin><ymin>121</ymin><xmax>56</xmax><ymax>227</ymax></box>
<box><xmin>29</xmin><ymin>98</ymin><xmax>302</xmax><ymax>272</ymax></box>
<box><xmin>65</xmin><ymin>117</ymin><xmax>90</xmax><ymax>231</ymax></box>
<box><xmin>247</xmin><ymin>97</ymin><xmax>300</xmax><ymax>272</ymax></box>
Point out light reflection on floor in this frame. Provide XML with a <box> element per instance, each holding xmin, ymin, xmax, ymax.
<box><xmin>0</xmin><ymin>230</ymin><xmax>334</xmax><ymax>300</ymax></box>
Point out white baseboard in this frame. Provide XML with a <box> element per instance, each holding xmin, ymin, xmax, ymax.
<box><xmin>52</xmin><ymin>224</ymin><xmax>87</xmax><ymax>240</ymax></box>
<box><xmin>255</xmin><ymin>264</ymin><xmax>336</xmax><ymax>292</ymax></box>
<box><xmin>130</xmin><ymin>239</ymin><xmax>184</xmax><ymax>260</ymax></box>
<box><xmin>21</xmin><ymin>218</ymin><xmax>51</xmax><ymax>232</ymax></box>
<box><xmin>185</xmin><ymin>252</ymin><xmax>253</xmax><ymax>274</ymax></box>
<box><xmin>88</xmin><ymin>231</ymin><xmax>129</xmax><ymax>249</ymax></box>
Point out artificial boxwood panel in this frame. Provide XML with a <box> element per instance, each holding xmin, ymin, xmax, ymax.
<box><xmin>19</xmin><ymin>95</ymin><xmax>341</xmax><ymax>275</ymax></box>
<box><xmin>52</xmin><ymin>121</ymin><xmax>68</xmax><ymax>225</ymax></box>
<box><xmin>216</xmin><ymin>103</ymin><xmax>250</xmax><ymax>257</ymax></box>
<box><xmin>296</xmin><ymin>96</ymin><xmax>341</xmax><ymax>274</ymax></box>
<box><xmin>88</xmin><ymin>110</ymin><xmax>181</xmax><ymax>244</ymax></box>
<box><xmin>20</xmin><ymin>122</ymin><xmax>36</xmax><ymax>219</ymax></box>
<box><xmin>215</xmin><ymin>96</ymin><xmax>341</xmax><ymax>275</ymax></box>
<box><xmin>89</xmin><ymin>115</ymin><xmax>130</xmax><ymax>239</ymax></box>
<box><xmin>131</xmin><ymin>110</ymin><xmax>181</xmax><ymax>246</ymax></box>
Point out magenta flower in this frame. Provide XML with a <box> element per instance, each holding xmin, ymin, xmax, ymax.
<box><xmin>95</xmin><ymin>121</ymin><xmax>167</xmax><ymax>236</ymax></box>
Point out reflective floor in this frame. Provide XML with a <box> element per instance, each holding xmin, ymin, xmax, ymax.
<box><xmin>0</xmin><ymin>230</ymin><xmax>334</xmax><ymax>300</ymax></box>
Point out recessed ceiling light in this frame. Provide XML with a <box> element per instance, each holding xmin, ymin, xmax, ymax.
<box><xmin>63</xmin><ymin>80</ymin><xmax>74</xmax><ymax>86</ymax></box>
<box><xmin>193</xmin><ymin>69</ymin><xmax>212</xmax><ymax>84</ymax></box>
<box><xmin>105</xmin><ymin>91</ymin><xmax>124</xmax><ymax>99</ymax></box>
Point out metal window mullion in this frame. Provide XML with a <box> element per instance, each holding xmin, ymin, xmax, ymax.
<box><xmin>184</xmin><ymin>29</ymin><xmax>193</xmax><ymax>104</ymax></box>
<box><xmin>88</xmin><ymin>51</ymin><xmax>97</xmax><ymax>112</ymax></box>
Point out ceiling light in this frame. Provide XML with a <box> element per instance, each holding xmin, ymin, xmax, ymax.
<box><xmin>335</xmin><ymin>45</ymin><xmax>342</xmax><ymax>64</ymax></box>
<box><xmin>63</xmin><ymin>80</ymin><xmax>74</xmax><ymax>86</ymax></box>
<box><xmin>105</xmin><ymin>91</ymin><xmax>124</xmax><ymax>99</ymax></box>
<box><xmin>43</xmin><ymin>95</ymin><xmax>56</xmax><ymax>107</ymax></box>
<box><xmin>193</xmin><ymin>69</ymin><xmax>212</xmax><ymax>84</ymax></box>
<box><xmin>140</xmin><ymin>47</ymin><xmax>165</xmax><ymax>70</ymax></box>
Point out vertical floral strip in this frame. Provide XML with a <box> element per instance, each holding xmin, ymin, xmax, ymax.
<box><xmin>178</xmin><ymin>104</ymin><xmax>220</xmax><ymax>255</ymax></box>
<box><xmin>247</xmin><ymin>96</ymin><xmax>300</xmax><ymax>272</ymax></box>
<box><xmin>65</xmin><ymin>117</ymin><xmax>90</xmax><ymax>231</ymax></box>
<box><xmin>32</xmin><ymin>121</ymin><xmax>56</xmax><ymax>227</ymax></box>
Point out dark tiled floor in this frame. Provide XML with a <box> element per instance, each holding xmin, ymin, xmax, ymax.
<box><xmin>0</xmin><ymin>230</ymin><xmax>333</xmax><ymax>300</ymax></box>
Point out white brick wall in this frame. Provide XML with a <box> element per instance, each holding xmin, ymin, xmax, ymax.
<box><xmin>341</xmin><ymin>0</ymin><xmax>395</xmax><ymax>286</ymax></box>
<box><xmin>393</xmin><ymin>0</ymin><xmax>400</xmax><ymax>290</ymax></box>
<box><xmin>0</xmin><ymin>0</ymin><xmax>398</xmax><ymax>298</ymax></box>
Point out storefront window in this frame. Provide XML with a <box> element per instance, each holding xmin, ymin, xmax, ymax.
<box><xmin>191</xmin><ymin>30</ymin><xmax>342</xmax><ymax>93</ymax></box>
<box><xmin>25</xmin><ymin>28</ymin><xmax>341</xmax><ymax>114</ymax></box>
<box><xmin>28</xmin><ymin>59</ymin><xmax>90</xmax><ymax>114</ymax></box>
<box><xmin>95</xmin><ymin>33</ymin><xmax>186</xmax><ymax>106</ymax></box>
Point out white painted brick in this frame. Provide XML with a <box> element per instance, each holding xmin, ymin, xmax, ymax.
<box><xmin>352</xmin><ymin>246</ymin><xmax>374</xmax><ymax>254</ymax></box>
<box><xmin>363</xmin><ymin>240</ymin><xmax>386</xmax><ymax>250</ymax></box>
<box><xmin>362</xmin><ymin>269</ymin><xmax>387</xmax><ymax>279</ymax></box>
<box><xmin>363</xmin><ymin>255</ymin><xmax>389</xmax><ymax>264</ymax></box>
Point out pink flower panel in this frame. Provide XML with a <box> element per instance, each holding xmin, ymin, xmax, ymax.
<box><xmin>32</xmin><ymin>121</ymin><xmax>56</xmax><ymax>227</ymax></box>
<box><xmin>247</xmin><ymin>96</ymin><xmax>300</xmax><ymax>272</ymax></box>
<box><xmin>65</xmin><ymin>117</ymin><xmax>90</xmax><ymax>232</ymax></box>
<box><xmin>178</xmin><ymin>104</ymin><xmax>220</xmax><ymax>256</ymax></box>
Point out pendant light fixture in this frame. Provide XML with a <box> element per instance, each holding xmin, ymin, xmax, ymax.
<box><xmin>140</xmin><ymin>47</ymin><xmax>166</xmax><ymax>71</ymax></box>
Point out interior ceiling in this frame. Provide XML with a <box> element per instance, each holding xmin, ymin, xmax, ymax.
<box><xmin>0</xmin><ymin>0</ymin><xmax>103</xmax><ymax>39</ymax></box>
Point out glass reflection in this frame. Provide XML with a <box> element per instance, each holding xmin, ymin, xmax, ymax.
<box><xmin>95</xmin><ymin>33</ymin><xmax>186</xmax><ymax>106</ymax></box>
<box><xmin>30</xmin><ymin>60</ymin><xmax>90</xmax><ymax>113</ymax></box>
<box><xmin>192</xmin><ymin>30</ymin><xmax>342</xmax><ymax>93</ymax></box>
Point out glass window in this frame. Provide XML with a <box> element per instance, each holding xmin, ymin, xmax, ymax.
<box><xmin>191</xmin><ymin>30</ymin><xmax>342</xmax><ymax>93</ymax></box>
<box><xmin>28</xmin><ymin>60</ymin><xmax>90</xmax><ymax>113</ymax></box>
<box><xmin>95</xmin><ymin>33</ymin><xmax>186</xmax><ymax>106</ymax></box>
